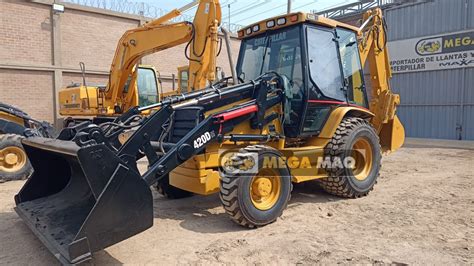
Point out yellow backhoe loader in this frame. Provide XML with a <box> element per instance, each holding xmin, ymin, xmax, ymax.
<box><xmin>14</xmin><ymin>5</ymin><xmax>404</xmax><ymax>264</ymax></box>
<box><xmin>0</xmin><ymin>102</ymin><xmax>54</xmax><ymax>181</ymax></box>
<box><xmin>59</xmin><ymin>0</ymin><xmax>222</xmax><ymax>126</ymax></box>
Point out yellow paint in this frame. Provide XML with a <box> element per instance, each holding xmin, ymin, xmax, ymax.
<box><xmin>171</xmin><ymin>8</ymin><xmax>405</xmax><ymax>194</ymax></box>
<box><xmin>352</xmin><ymin>138</ymin><xmax>373</xmax><ymax>181</ymax></box>
<box><xmin>238</xmin><ymin>12</ymin><xmax>359</xmax><ymax>39</ymax></box>
<box><xmin>0</xmin><ymin>112</ymin><xmax>24</xmax><ymax>126</ymax></box>
<box><xmin>250</xmin><ymin>168</ymin><xmax>281</xmax><ymax>210</ymax></box>
<box><xmin>0</xmin><ymin>146</ymin><xmax>27</xmax><ymax>173</ymax></box>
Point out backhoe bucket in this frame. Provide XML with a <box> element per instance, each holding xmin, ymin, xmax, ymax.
<box><xmin>14</xmin><ymin>137</ymin><xmax>153</xmax><ymax>264</ymax></box>
<box><xmin>380</xmin><ymin>115</ymin><xmax>405</xmax><ymax>152</ymax></box>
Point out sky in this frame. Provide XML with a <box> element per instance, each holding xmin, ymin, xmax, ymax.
<box><xmin>137</xmin><ymin>0</ymin><xmax>356</xmax><ymax>29</ymax></box>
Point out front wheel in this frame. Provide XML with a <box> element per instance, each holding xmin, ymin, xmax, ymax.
<box><xmin>219</xmin><ymin>145</ymin><xmax>292</xmax><ymax>228</ymax></box>
<box><xmin>0</xmin><ymin>134</ymin><xmax>33</xmax><ymax>181</ymax></box>
<box><xmin>319</xmin><ymin>117</ymin><xmax>382</xmax><ymax>198</ymax></box>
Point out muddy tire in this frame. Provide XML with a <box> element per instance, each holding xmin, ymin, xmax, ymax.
<box><xmin>155</xmin><ymin>174</ymin><xmax>193</xmax><ymax>199</ymax></box>
<box><xmin>219</xmin><ymin>145</ymin><xmax>292</xmax><ymax>228</ymax></box>
<box><xmin>319</xmin><ymin>117</ymin><xmax>381</xmax><ymax>198</ymax></box>
<box><xmin>0</xmin><ymin>134</ymin><xmax>33</xmax><ymax>181</ymax></box>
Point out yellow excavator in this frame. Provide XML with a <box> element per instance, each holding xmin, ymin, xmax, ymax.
<box><xmin>14</xmin><ymin>3</ymin><xmax>404</xmax><ymax>264</ymax></box>
<box><xmin>59</xmin><ymin>0</ymin><xmax>222</xmax><ymax>125</ymax></box>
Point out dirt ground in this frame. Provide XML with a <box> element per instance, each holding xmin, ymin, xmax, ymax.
<box><xmin>0</xmin><ymin>147</ymin><xmax>472</xmax><ymax>265</ymax></box>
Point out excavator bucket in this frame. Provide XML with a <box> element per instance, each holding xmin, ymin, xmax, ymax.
<box><xmin>14</xmin><ymin>137</ymin><xmax>153</xmax><ymax>264</ymax></box>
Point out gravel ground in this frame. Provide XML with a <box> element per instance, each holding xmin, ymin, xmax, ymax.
<box><xmin>0</xmin><ymin>147</ymin><xmax>472</xmax><ymax>264</ymax></box>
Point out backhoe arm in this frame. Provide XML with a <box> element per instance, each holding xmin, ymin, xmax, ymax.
<box><xmin>187</xmin><ymin>0</ymin><xmax>221</xmax><ymax>90</ymax></box>
<box><xmin>358</xmin><ymin>8</ymin><xmax>405</xmax><ymax>152</ymax></box>
<box><xmin>106</xmin><ymin>0</ymin><xmax>221</xmax><ymax>112</ymax></box>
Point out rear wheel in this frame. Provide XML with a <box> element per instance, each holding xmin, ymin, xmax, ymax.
<box><xmin>319</xmin><ymin>117</ymin><xmax>381</xmax><ymax>198</ymax></box>
<box><xmin>0</xmin><ymin>134</ymin><xmax>33</xmax><ymax>181</ymax></box>
<box><xmin>220</xmin><ymin>145</ymin><xmax>292</xmax><ymax>228</ymax></box>
<box><xmin>154</xmin><ymin>174</ymin><xmax>193</xmax><ymax>199</ymax></box>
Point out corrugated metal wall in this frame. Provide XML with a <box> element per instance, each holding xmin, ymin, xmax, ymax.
<box><xmin>384</xmin><ymin>0</ymin><xmax>473</xmax><ymax>140</ymax></box>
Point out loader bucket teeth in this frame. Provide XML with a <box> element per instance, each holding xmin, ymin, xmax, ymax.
<box><xmin>14</xmin><ymin>137</ymin><xmax>153</xmax><ymax>264</ymax></box>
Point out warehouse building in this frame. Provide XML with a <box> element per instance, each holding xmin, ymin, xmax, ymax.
<box><xmin>324</xmin><ymin>0</ymin><xmax>473</xmax><ymax>140</ymax></box>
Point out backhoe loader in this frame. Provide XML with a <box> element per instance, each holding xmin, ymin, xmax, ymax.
<box><xmin>59</xmin><ymin>0</ymin><xmax>222</xmax><ymax>125</ymax></box>
<box><xmin>14</xmin><ymin>6</ymin><xmax>405</xmax><ymax>264</ymax></box>
<box><xmin>0</xmin><ymin>102</ymin><xmax>54</xmax><ymax>181</ymax></box>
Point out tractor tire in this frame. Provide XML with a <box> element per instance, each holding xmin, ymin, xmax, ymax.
<box><xmin>319</xmin><ymin>117</ymin><xmax>382</xmax><ymax>198</ymax></box>
<box><xmin>219</xmin><ymin>145</ymin><xmax>292</xmax><ymax>228</ymax></box>
<box><xmin>154</xmin><ymin>174</ymin><xmax>193</xmax><ymax>199</ymax></box>
<box><xmin>0</xmin><ymin>134</ymin><xmax>33</xmax><ymax>181</ymax></box>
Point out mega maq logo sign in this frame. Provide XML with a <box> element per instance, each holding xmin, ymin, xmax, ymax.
<box><xmin>389</xmin><ymin>30</ymin><xmax>474</xmax><ymax>73</ymax></box>
<box><xmin>416</xmin><ymin>38</ymin><xmax>442</xmax><ymax>55</ymax></box>
<box><xmin>416</xmin><ymin>32</ymin><xmax>473</xmax><ymax>56</ymax></box>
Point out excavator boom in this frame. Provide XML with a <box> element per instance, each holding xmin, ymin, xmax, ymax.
<box><xmin>107</xmin><ymin>0</ymin><xmax>221</xmax><ymax>112</ymax></box>
<box><xmin>60</xmin><ymin>0</ymin><xmax>221</xmax><ymax>117</ymax></box>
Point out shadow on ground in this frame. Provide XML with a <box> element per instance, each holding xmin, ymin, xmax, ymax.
<box><xmin>0</xmin><ymin>211</ymin><xmax>122</xmax><ymax>265</ymax></box>
<box><xmin>151</xmin><ymin>180</ymin><xmax>341</xmax><ymax>234</ymax></box>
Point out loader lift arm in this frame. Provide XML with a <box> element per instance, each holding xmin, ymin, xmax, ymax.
<box><xmin>14</xmin><ymin>73</ymin><xmax>283</xmax><ymax>264</ymax></box>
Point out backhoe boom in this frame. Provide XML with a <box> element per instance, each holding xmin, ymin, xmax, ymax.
<box><xmin>357</xmin><ymin>8</ymin><xmax>405</xmax><ymax>151</ymax></box>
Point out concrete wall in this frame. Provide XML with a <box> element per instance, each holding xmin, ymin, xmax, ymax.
<box><xmin>0</xmin><ymin>0</ymin><xmax>241</xmax><ymax>125</ymax></box>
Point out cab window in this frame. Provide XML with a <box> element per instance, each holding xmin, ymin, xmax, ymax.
<box><xmin>237</xmin><ymin>26</ymin><xmax>304</xmax><ymax>137</ymax></box>
<box><xmin>303</xmin><ymin>27</ymin><xmax>344</xmax><ymax>134</ymax></box>
<box><xmin>179</xmin><ymin>69</ymin><xmax>189</xmax><ymax>93</ymax></box>
<box><xmin>337</xmin><ymin>28</ymin><xmax>367</xmax><ymax>107</ymax></box>
<box><xmin>307</xmin><ymin>27</ymin><xmax>345</xmax><ymax>102</ymax></box>
<box><xmin>137</xmin><ymin>68</ymin><xmax>159</xmax><ymax>107</ymax></box>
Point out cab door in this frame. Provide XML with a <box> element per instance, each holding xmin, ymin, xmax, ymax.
<box><xmin>302</xmin><ymin>26</ymin><xmax>345</xmax><ymax>135</ymax></box>
<box><xmin>336</xmin><ymin>28</ymin><xmax>368</xmax><ymax>108</ymax></box>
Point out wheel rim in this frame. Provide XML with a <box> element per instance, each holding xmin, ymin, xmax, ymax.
<box><xmin>351</xmin><ymin>138</ymin><xmax>373</xmax><ymax>181</ymax></box>
<box><xmin>250</xmin><ymin>168</ymin><xmax>281</xmax><ymax>210</ymax></box>
<box><xmin>0</xmin><ymin>146</ymin><xmax>27</xmax><ymax>173</ymax></box>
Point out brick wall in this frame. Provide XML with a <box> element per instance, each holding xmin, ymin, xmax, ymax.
<box><xmin>0</xmin><ymin>0</ymin><xmax>241</xmax><ymax>125</ymax></box>
<box><xmin>60</xmin><ymin>9</ymin><xmax>139</xmax><ymax>70</ymax></box>
<box><xmin>0</xmin><ymin>69</ymin><xmax>54</xmax><ymax>122</ymax></box>
<box><xmin>0</xmin><ymin>0</ymin><xmax>52</xmax><ymax>65</ymax></box>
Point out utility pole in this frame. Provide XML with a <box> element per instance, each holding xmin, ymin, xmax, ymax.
<box><xmin>228</xmin><ymin>4</ymin><xmax>231</xmax><ymax>30</ymax></box>
<box><xmin>287</xmin><ymin>0</ymin><xmax>292</xmax><ymax>14</ymax></box>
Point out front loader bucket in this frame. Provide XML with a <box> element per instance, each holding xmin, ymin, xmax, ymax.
<box><xmin>14</xmin><ymin>137</ymin><xmax>153</xmax><ymax>264</ymax></box>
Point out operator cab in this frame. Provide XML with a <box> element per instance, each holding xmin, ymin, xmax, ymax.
<box><xmin>137</xmin><ymin>66</ymin><xmax>160</xmax><ymax>107</ymax></box>
<box><xmin>237</xmin><ymin>13</ymin><xmax>369</xmax><ymax>137</ymax></box>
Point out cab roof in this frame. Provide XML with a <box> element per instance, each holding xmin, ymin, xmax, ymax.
<box><xmin>237</xmin><ymin>12</ymin><xmax>360</xmax><ymax>39</ymax></box>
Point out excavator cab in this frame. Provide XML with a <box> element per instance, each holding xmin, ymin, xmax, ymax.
<box><xmin>237</xmin><ymin>23</ymin><xmax>369</xmax><ymax>138</ymax></box>
<box><xmin>137</xmin><ymin>66</ymin><xmax>161</xmax><ymax>107</ymax></box>
<box><xmin>177</xmin><ymin>66</ymin><xmax>190</xmax><ymax>93</ymax></box>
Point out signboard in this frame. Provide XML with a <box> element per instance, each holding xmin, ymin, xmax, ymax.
<box><xmin>388</xmin><ymin>30</ymin><xmax>474</xmax><ymax>73</ymax></box>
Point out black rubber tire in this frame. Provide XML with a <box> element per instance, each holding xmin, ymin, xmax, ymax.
<box><xmin>319</xmin><ymin>117</ymin><xmax>382</xmax><ymax>198</ymax></box>
<box><xmin>219</xmin><ymin>145</ymin><xmax>292</xmax><ymax>228</ymax></box>
<box><xmin>0</xmin><ymin>134</ymin><xmax>33</xmax><ymax>181</ymax></box>
<box><xmin>154</xmin><ymin>174</ymin><xmax>194</xmax><ymax>199</ymax></box>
